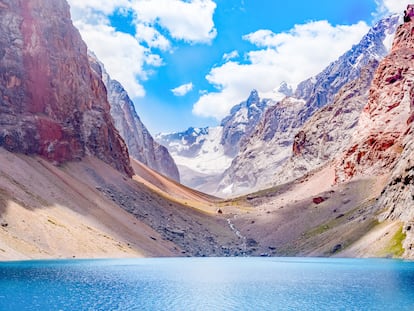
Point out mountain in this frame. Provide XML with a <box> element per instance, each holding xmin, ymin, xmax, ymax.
<box><xmin>218</xmin><ymin>14</ymin><xmax>400</xmax><ymax>196</ymax></box>
<box><xmin>157</xmin><ymin>90</ymin><xmax>277</xmax><ymax>192</ymax></box>
<box><xmin>0</xmin><ymin>0</ymin><xmax>133</xmax><ymax>177</ymax></box>
<box><xmin>220</xmin><ymin>90</ymin><xmax>275</xmax><ymax>157</ymax></box>
<box><xmin>271</xmin><ymin>59</ymin><xmax>380</xmax><ymax>185</ymax></box>
<box><xmin>335</xmin><ymin>17</ymin><xmax>413</xmax><ymax>182</ymax></box>
<box><xmin>334</xmin><ymin>19</ymin><xmax>414</xmax><ymax>256</ymax></box>
<box><xmin>88</xmin><ymin>54</ymin><xmax>180</xmax><ymax>182</ymax></box>
<box><xmin>156</xmin><ymin>126</ymin><xmax>232</xmax><ymax>175</ymax></box>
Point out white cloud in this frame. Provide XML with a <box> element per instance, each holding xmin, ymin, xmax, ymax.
<box><xmin>135</xmin><ymin>23</ymin><xmax>170</xmax><ymax>50</ymax></box>
<box><xmin>130</xmin><ymin>0</ymin><xmax>217</xmax><ymax>44</ymax></box>
<box><xmin>376</xmin><ymin>0</ymin><xmax>411</xmax><ymax>14</ymax></box>
<box><xmin>171</xmin><ymin>82</ymin><xmax>194</xmax><ymax>96</ymax></box>
<box><xmin>193</xmin><ymin>20</ymin><xmax>370</xmax><ymax>120</ymax></box>
<box><xmin>223</xmin><ymin>50</ymin><xmax>239</xmax><ymax>62</ymax></box>
<box><xmin>68</xmin><ymin>0</ymin><xmax>151</xmax><ymax>97</ymax></box>
<box><xmin>67</xmin><ymin>0</ymin><xmax>217</xmax><ymax>99</ymax></box>
<box><xmin>68</xmin><ymin>0</ymin><xmax>130</xmax><ymax>16</ymax></box>
<box><xmin>73</xmin><ymin>21</ymin><xmax>153</xmax><ymax>97</ymax></box>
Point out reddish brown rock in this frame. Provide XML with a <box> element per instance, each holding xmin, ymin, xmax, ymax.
<box><xmin>292</xmin><ymin>131</ymin><xmax>306</xmax><ymax>156</ymax></box>
<box><xmin>0</xmin><ymin>0</ymin><xmax>133</xmax><ymax>176</ymax></box>
<box><xmin>312</xmin><ymin>197</ymin><xmax>325</xmax><ymax>204</ymax></box>
<box><xmin>335</xmin><ymin>20</ymin><xmax>414</xmax><ymax>182</ymax></box>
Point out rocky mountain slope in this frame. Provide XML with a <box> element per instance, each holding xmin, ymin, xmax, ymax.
<box><xmin>0</xmin><ymin>149</ymin><xmax>178</xmax><ymax>259</ymax></box>
<box><xmin>0</xmin><ymin>0</ymin><xmax>242</xmax><ymax>259</ymax></box>
<box><xmin>218</xmin><ymin>14</ymin><xmax>400</xmax><ymax>196</ymax></box>
<box><xmin>0</xmin><ymin>0</ymin><xmax>132</xmax><ymax>176</ymax></box>
<box><xmin>335</xmin><ymin>18</ymin><xmax>413</xmax><ymax>182</ymax></box>
<box><xmin>272</xmin><ymin>59</ymin><xmax>380</xmax><ymax>185</ymax></box>
<box><xmin>89</xmin><ymin>54</ymin><xmax>180</xmax><ymax>181</ymax></box>
<box><xmin>335</xmin><ymin>18</ymin><xmax>414</xmax><ymax>257</ymax></box>
<box><xmin>157</xmin><ymin>90</ymin><xmax>278</xmax><ymax>191</ymax></box>
<box><xmin>220</xmin><ymin>90</ymin><xmax>275</xmax><ymax>157</ymax></box>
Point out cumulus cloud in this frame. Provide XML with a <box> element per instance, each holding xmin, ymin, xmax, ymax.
<box><xmin>223</xmin><ymin>50</ymin><xmax>239</xmax><ymax>62</ymax></box>
<box><xmin>68</xmin><ymin>0</ymin><xmax>130</xmax><ymax>16</ymax></box>
<box><xmin>135</xmin><ymin>23</ymin><xmax>170</xmax><ymax>50</ymax></box>
<box><xmin>130</xmin><ymin>0</ymin><xmax>217</xmax><ymax>44</ymax></box>
<box><xmin>171</xmin><ymin>82</ymin><xmax>194</xmax><ymax>96</ymax></box>
<box><xmin>376</xmin><ymin>0</ymin><xmax>412</xmax><ymax>14</ymax></box>
<box><xmin>73</xmin><ymin>21</ymin><xmax>150</xmax><ymax>97</ymax></box>
<box><xmin>68</xmin><ymin>0</ymin><xmax>217</xmax><ymax>98</ymax></box>
<box><xmin>193</xmin><ymin>20</ymin><xmax>369</xmax><ymax>120</ymax></box>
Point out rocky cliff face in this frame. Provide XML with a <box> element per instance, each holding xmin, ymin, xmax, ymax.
<box><xmin>335</xmin><ymin>20</ymin><xmax>414</xmax><ymax>182</ymax></box>
<box><xmin>377</xmin><ymin>129</ymin><xmax>413</xmax><ymax>256</ymax></box>
<box><xmin>89</xmin><ymin>54</ymin><xmax>180</xmax><ymax>181</ymax></box>
<box><xmin>273</xmin><ymin>59</ymin><xmax>380</xmax><ymax>185</ymax></box>
<box><xmin>0</xmin><ymin>0</ymin><xmax>133</xmax><ymax>176</ymax></box>
<box><xmin>218</xmin><ymin>15</ymin><xmax>400</xmax><ymax>196</ymax></box>
<box><xmin>333</xmin><ymin>18</ymin><xmax>414</xmax><ymax>256</ymax></box>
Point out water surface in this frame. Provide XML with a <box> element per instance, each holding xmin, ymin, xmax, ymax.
<box><xmin>0</xmin><ymin>257</ymin><xmax>413</xmax><ymax>310</ymax></box>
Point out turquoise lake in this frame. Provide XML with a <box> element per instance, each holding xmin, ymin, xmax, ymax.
<box><xmin>0</xmin><ymin>257</ymin><xmax>413</xmax><ymax>310</ymax></box>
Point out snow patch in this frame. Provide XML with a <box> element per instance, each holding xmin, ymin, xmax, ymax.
<box><xmin>383</xmin><ymin>32</ymin><xmax>395</xmax><ymax>52</ymax></box>
<box><xmin>172</xmin><ymin>126</ymin><xmax>233</xmax><ymax>175</ymax></box>
<box><xmin>234</xmin><ymin>107</ymin><xmax>248</xmax><ymax>124</ymax></box>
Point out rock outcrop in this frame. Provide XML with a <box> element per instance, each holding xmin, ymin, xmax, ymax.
<box><xmin>378</xmin><ymin>130</ymin><xmax>414</xmax><ymax>256</ymax></box>
<box><xmin>0</xmin><ymin>0</ymin><xmax>133</xmax><ymax>176</ymax></box>
<box><xmin>89</xmin><ymin>54</ymin><xmax>180</xmax><ymax>181</ymax></box>
<box><xmin>335</xmin><ymin>20</ymin><xmax>414</xmax><ymax>182</ymax></box>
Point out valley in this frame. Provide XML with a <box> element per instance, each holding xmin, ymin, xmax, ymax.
<box><xmin>0</xmin><ymin>147</ymin><xmax>405</xmax><ymax>260</ymax></box>
<box><xmin>0</xmin><ymin>0</ymin><xmax>413</xmax><ymax>261</ymax></box>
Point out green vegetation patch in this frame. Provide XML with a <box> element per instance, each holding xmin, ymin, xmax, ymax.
<box><xmin>380</xmin><ymin>225</ymin><xmax>406</xmax><ymax>258</ymax></box>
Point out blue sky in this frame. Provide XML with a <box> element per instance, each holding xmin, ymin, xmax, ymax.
<box><xmin>67</xmin><ymin>0</ymin><xmax>409</xmax><ymax>134</ymax></box>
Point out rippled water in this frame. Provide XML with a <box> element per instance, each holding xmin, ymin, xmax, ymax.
<box><xmin>0</xmin><ymin>257</ymin><xmax>414</xmax><ymax>310</ymax></box>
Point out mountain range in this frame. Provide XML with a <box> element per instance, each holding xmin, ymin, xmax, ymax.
<box><xmin>157</xmin><ymin>14</ymin><xmax>400</xmax><ymax>196</ymax></box>
<box><xmin>0</xmin><ymin>0</ymin><xmax>413</xmax><ymax>260</ymax></box>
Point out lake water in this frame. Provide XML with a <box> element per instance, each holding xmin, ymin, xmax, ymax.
<box><xmin>0</xmin><ymin>257</ymin><xmax>413</xmax><ymax>310</ymax></box>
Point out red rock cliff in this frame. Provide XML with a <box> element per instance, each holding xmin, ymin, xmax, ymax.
<box><xmin>335</xmin><ymin>19</ymin><xmax>414</xmax><ymax>182</ymax></box>
<box><xmin>0</xmin><ymin>0</ymin><xmax>133</xmax><ymax>176</ymax></box>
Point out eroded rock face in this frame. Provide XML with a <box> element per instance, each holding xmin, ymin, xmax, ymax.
<box><xmin>273</xmin><ymin>59</ymin><xmax>380</xmax><ymax>185</ymax></box>
<box><xmin>0</xmin><ymin>0</ymin><xmax>133</xmax><ymax>176</ymax></box>
<box><xmin>372</xmin><ymin>19</ymin><xmax>414</xmax><ymax>258</ymax></box>
<box><xmin>89</xmin><ymin>54</ymin><xmax>180</xmax><ymax>181</ymax></box>
<box><xmin>335</xmin><ymin>21</ymin><xmax>414</xmax><ymax>182</ymax></box>
<box><xmin>377</xmin><ymin>129</ymin><xmax>414</xmax><ymax>257</ymax></box>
